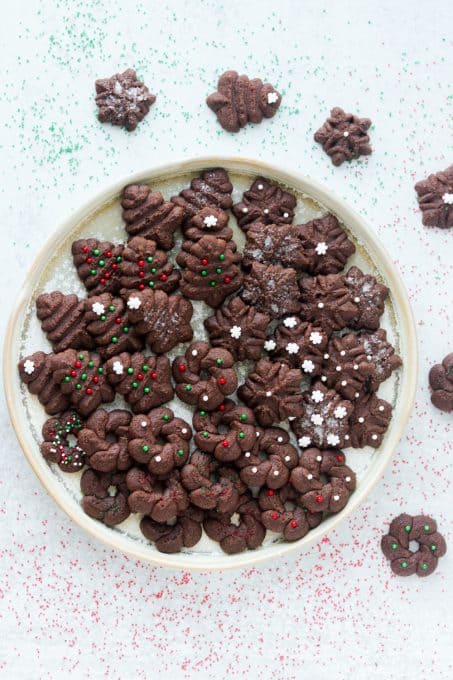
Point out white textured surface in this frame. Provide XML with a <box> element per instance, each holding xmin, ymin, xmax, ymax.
<box><xmin>0</xmin><ymin>1</ymin><xmax>452</xmax><ymax>679</ymax></box>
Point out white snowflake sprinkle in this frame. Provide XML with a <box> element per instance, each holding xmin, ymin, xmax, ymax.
<box><xmin>265</xmin><ymin>391</ymin><xmax>272</xmax><ymax>397</ymax></box>
<box><xmin>298</xmin><ymin>436</ymin><xmax>311</xmax><ymax>448</ymax></box>
<box><xmin>203</xmin><ymin>214</ymin><xmax>218</xmax><ymax>228</ymax></box>
<box><xmin>311</xmin><ymin>389</ymin><xmax>324</xmax><ymax>403</ymax></box>
<box><xmin>23</xmin><ymin>359</ymin><xmax>35</xmax><ymax>375</ymax></box>
<box><xmin>442</xmin><ymin>192</ymin><xmax>453</xmax><ymax>205</ymax></box>
<box><xmin>91</xmin><ymin>301</ymin><xmax>105</xmax><ymax>316</ymax></box>
<box><xmin>311</xmin><ymin>414</ymin><xmax>324</xmax><ymax>425</ymax></box>
<box><xmin>286</xmin><ymin>342</ymin><xmax>300</xmax><ymax>355</ymax></box>
<box><xmin>112</xmin><ymin>361</ymin><xmax>124</xmax><ymax>375</ymax></box>
<box><xmin>327</xmin><ymin>433</ymin><xmax>340</xmax><ymax>446</ymax></box>
<box><xmin>315</xmin><ymin>241</ymin><xmax>328</xmax><ymax>256</ymax></box>
<box><xmin>267</xmin><ymin>91</ymin><xmax>279</xmax><ymax>104</ymax></box>
<box><xmin>127</xmin><ymin>296</ymin><xmax>141</xmax><ymax>310</ymax></box>
<box><xmin>309</xmin><ymin>331</ymin><xmax>323</xmax><ymax>345</ymax></box>
<box><xmin>283</xmin><ymin>316</ymin><xmax>298</xmax><ymax>328</ymax></box>
<box><xmin>334</xmin><ymin>406</ymin><xmax>347</xmax><ymax>419</ymax></box>
<box><xmin>264</xmin><ymin>339</ymin><xmax>276</xmax><ymax>351</ymax></box>
<box><xmin>230</xmin><ymin>325</ymin><xmax>242</xmax><ymax>339</ymax></box>
<box><xmin>302</xmin><ymin>359</ymin><xmax>315</xmax><ymax>373</ymax></box>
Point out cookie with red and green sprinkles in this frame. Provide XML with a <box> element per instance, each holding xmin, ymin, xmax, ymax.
<box><xmin>84</xmin><ymin>292</ymin><xmax>143</xmax><ymax>359</ymax></box>
<box><xmin>381</xmin><ymin>513</ymin><xmax>447</xmax><ymax>577</ymax></box>
<box><xmin>72</xmin><ymin>238</ymin><xmax>124</xmax><ymax>296</ymax></box>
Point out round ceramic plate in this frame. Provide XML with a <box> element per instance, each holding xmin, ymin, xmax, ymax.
<box><xmin>4</xmin><ymin>156</ymin><xmax>417</xmax><ymax>570</ymax></box>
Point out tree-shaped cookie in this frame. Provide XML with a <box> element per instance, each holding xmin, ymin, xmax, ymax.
<box><xmin>105</xmin><ymin>351</ymin><xmax>174</xmax><ymax>413</ymax></box>
<box><xmin>125</xmin><ymin>289</ymin><xmax>193</xmax><ymax>354</ymax></box>
<box><xmin>314</xmin><ymin>107</ymin><xmax>372</xmax><ymax>166</ymax></box>
<box><xmin>206</xmin><ymin>70</ymin><xmax>282</xmax><ymax>132</ymax></box>
<box><xmin>118</xmin><ymin>236</ymin><xmax>180</xmax><ymax>293</ymax></box>
<box><xmin>18</xmin><ymin>351</ymin><xmax>69</xmax><ymax>415</ymax></box>
<box><xmin>238</xmin><ymin>359</ymin><xmax>304</xmax><ymax>427</ymax></box>
<box><xmin>183</xmin><ymin>206</ymin><xmax>233</xmax><ymax>242</ymax></box>
<box><xmin>72</xmin><ymin>238</ymin><xmax>123</xmax><ymax>296</ymax></box>
<box><xmin>176</xmin><ymin>235</ymin><xmax>242</xmax><ymax>308</ymax></box>
<box><xmin>242</xmin><ymin>223</ymin><xmax>310</xmax><ymax>271</ymax></box>
<box><xmin>121</xmin><ymin>183</ymin><xmax>185</xmax><ymax>250</ymax></box>
<box><xmin>299</xmin><ymin>273</ymin><xmax>358</xmax><ymax>332</ymax></box>
<box><xmin>299</xmin><ymin>214</ymin><xmax>356</xmax><ymax>275</ymax></box>
<box><xmin>84</xmin><ymin>293</ymin><xmax>143</xmax><ymax>360</ymax></box>
<box><xmin>241</xmin><ymin>262</ymin><xmax>301</xmax><ymax>319</ymax></box>
<box><xmin>50</xmin><ymin>349</ymin><xmax>114</xmax><ymax>417</ymax></box>
<box><xmin>171</xmin><ymin>168</ymin><xmax>233</xmax><ymax>220</ymax></box>
<box><xmin>232</xmin><ymin>177</ymin><xmax>296</xmax><ymax>231</ymax></box>
<box><xmin>204</xmin><ymin>296</ymin><xmax>270</xmax><ymax>361</ymax></box>
<box><xmin>36</xmin><ymin>291</ymin><xmax>92</xmax><ymax>352</ymax></box>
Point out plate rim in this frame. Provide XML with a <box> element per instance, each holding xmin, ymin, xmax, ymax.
<box><xmin>3</xmin><ymin>155</ymin><xmax>418</xmax><ymax>571</ymax></box>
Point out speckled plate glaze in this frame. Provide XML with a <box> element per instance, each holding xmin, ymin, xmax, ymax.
<box><xmin>4</xmin><ymin>156</ymin><xmax>417</xmax><ymax>570</ymax></box>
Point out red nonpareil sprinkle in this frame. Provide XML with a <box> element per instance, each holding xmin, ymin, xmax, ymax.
<box><xmin>137</xmin><ymin>373</ymin><xmax>144</xmax><ymax>381</ymax></box>
<box><xmin>86</xmin><ymin>388</ymin><xmax>93</xmax><ymax>395</ymax></box>
<box><xmin>115</xmin><ymin>317</ymin><xmax>122</xmax><ymax>324</ymax></box>
<box><xmin>139</xmin><ymin>271</ymin><xmax>145</xmax><ymax>278</ymax></box>
<box><xmin>224</xmin><ymin>276</ymin><xmax>231</xmax><ymax>284</ymax></box>
<box><xmin>271</xmin><ymin>512</ymin><xmax>279</xmax><ymax>520</ymax></box>
<box><xmin>290</xmin><ymin>520</ymin><xmax>298</xmax><ymax>528</ymax></box>
<box><xmin>100</xmin><ymin>278</ymin><xmax>106</xmax><ymax>285</ymax></box>
<box><xmin>111</xmin><ymin>262</ymin><xmax>118</xmax><ymax>270</ymax></box>
<box><xmin>218</xmin><ymin>377</ymin><xmax>227</xmax><ymax>385</ymax></box>
<box><xmin>222</xmin><ymin>440</ymin><xmax>229</xmax><ymax>448</ymax></box>
<box><xmin>267</xmin><ymin>489</ymin><xmax>274</xmax><ymax>496</ymax></box>
<box><xmin>219</xmin><ymin>404</ymin><xmax>225</xmax><ymax>411</ymax></box>
<box><xmin>138</xmin><ymin>259</ymin><xmax>145</xmax><ymax>267</ymax></box>
<box><xmin>82</xmin><ymin>245</ymin><xmax>89</xmax><ymax>253</ymax></box>
<box><xmin>201</xmin><ymin>258</ymin><xmax>208</xmax><ymax>266</ymax></box>
<box><xmin>139</xmin><ymin>283</ymin><xmax>145</xmax><ymax>290</ymax></box>
<box><xmin>104</xmin><ymin>272</ymin><xmax>111</xmax><ymax>279</ymax></box>
<box><xmin>93</xmin><ymin>376</ymin><xmax>99</xmax><ymax>384</ymax></box>
<box><xmin>106</xmin><ymin>251</ymin><xmax>112</xmax><ymax>258</ymax></box>
<box><xmin>74</xmin><ymin>361</ymin><xmax>82</xmax><ymax>369</ymax></box>
<box><xmin>151</xmin><ymin>372</ymin><xmax>157</xmax><ymax>380</ymax></box>
<box><xmin>160</xmin><ymin>274</ymin><xmax>167</xmax><ymax>281</ymax></box>
<box><xmin>70</xmin><ymin>370</ymin><xmax>77</xmax><ymax>377</ymax></box>
<box><xmin>86</xmin><ymin>257</ymin><xmax>93</xmax><ymax>264</ymax></box>
<box><xmin>315</xmin><ymin>495</ymin><xmax>324</xmax><ymax>504</ymax></box>
<box><xmin>337</xmin><ymin>455</ymin><xmax>343</xmax><ymax>462</ymax></box>
<box><xmin>178</xmin><ymin>364</ymin><xmax>186</xmax><ymax>372</ymax></box>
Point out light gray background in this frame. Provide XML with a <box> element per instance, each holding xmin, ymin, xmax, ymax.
<box><xmin>0</xmin><ymin>1</ymin><xmax>452</xmax><ymax>679</ymax></box>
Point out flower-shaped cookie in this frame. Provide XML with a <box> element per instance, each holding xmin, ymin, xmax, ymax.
<box><xmin>232</xmin><ymin>177</ymin><xmax>296</xmax><ymax>231</ymax></box>
<box><xmin>40</xmin><ymin>411</ymin><xmax>86</xmax><ymax>472</ymax></box>
<box><xmin>95</xmin><ymin>68</ymin><xmax>156</xmax><ymax>131</ymax></box>
<box><xmin>81</xmin><ymin>468</ymin><xmax>130</xmax><ymax>526</ymax></box>
<box><xmin>140</xmin><ymin>506</ymin><xmax>204</xmax><ymax>554</ymax></box>
<box><xmin>299</xmin><ymin>214</ymin><xmax>355</xmax><ymax>275</ymax></box>
<box><xmin>258</xmin><ymin>485</ymin><xmax>323</xmax><ymax>541</ymax></box>
<box><xmin>192</xmin><ymin>400</ymin><xmax>258</xmax><ymax>462</ymax></box>
<box><xmin>358</xmin><ymin>329</ymin><xmax>402</xmax><ymax>392</ymax></box>
<box><xmin>203</xmin><ymin>493</ymin><xmax>266</xmax><ymax>554</ymax></box>
<box><xmin>381</xmin><ymin>514</ymin><xmax>447</xmax><ymax>577</ymax></box>
<box><xmin>314</xmin><ymin>107</ymin><xmax>372</xmax><ymax>166</ymax></box>
<box><xmin>126</xmin><ymin>468</ymin><xmax>189</xmax><ymax>522</ymax></box>
<box><xmin>77</xmin><ymin>409</ymin><xmax>132</xmax><ymax>472</ymax></box>
<box><xmin>267</xmin><ymin>316</ymin><xmax>329</xmax><ymax>374</ymax></box>
<box><xmin>299</xmin><ymin>273</ymin><xmax>358</xmax><ymax>332</ymax></box>
<box><xmin>236</xmin><ymin>427</ymin><xmax>299</xmax><ymax>490</ymax></box>
<box><xmin>183</xmin><ymin>206</ymin><xmax>233</xmax><ymax>242</ymax></box>
<box><xmin>291</xmin><ymin>381</ymin><xmax>353</xmax><ymax>449</ymax></box>
<box><xmin>414</xmin><ymin>165</ymin><xmax>453</xmax><ymax>229</ymax></box>
<box><xmin>242</xmin><ymin>223</ymin><xmax>309</xmax><ymax>271</ymax></box>
<box><xmin>344</xmin><ymin>266</ymin><xmax>389</xmax><ymax>331</ymax></box>
<box><xmin>349</xmin><ymin>393</ymin><xmax>393</xmax><ymax>448</ymax></box>
<box><xmin>429</xmin><ymin>353</ymin><xmax>453</xmax><ymax>413</ymax></box>
<box><xmin>321</xmin><ymin>333</ymin><xmax>375</xmax><ymax>400</ymax></box>
<box><xmin>241</xmin><ymin>262</ymin><xmax>301</xmax><ymax>319</ymax></box>
<box><xmin>180</xmin><ymin>451</ymin><xmax>246</xmax><ymax>514</ymax></box>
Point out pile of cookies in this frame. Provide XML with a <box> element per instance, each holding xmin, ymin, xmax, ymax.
<box><xmin>18</xmin><ymin>168</ymin><xmax>402</xmax><ymax>555</ymax></box>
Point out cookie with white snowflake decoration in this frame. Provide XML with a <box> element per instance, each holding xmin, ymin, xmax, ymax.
<box><xmin>18</xmin><ymin>351</ymin><xmax>70</xmax><ymax>415</ymax></box>
<box><xmin>77</xmin><ymin>409</ymin><xmax>132</xmax><ymax>472</ymax></box>
<box><xmin>125</xmin><ymin>289</ymin><xmax>193</xmax><ymax>354</ymax></box>
<box><xmin>232</xmin><ymin>177</ymin><xmax>296</xmax><ymax>231</ymax></box>
<box><xmin>358</xmin><ymin>329</ymin><xmax>402</xmax><ymax>392</ymax></box>
<box><xmin>206</xmin><ymin>70</ymin><xmax>281</xmax><ymax>132</ymax></box>
<box><xmin>299</xmin><ymin>214</ymin><xmax>356</xmax><ymax>275</ymax></box>
<box><xmin>121</xmin><ymin>183</ymin><xmax>185</xmax><ymax>251</ymax></box>
<box><xmin>36</xmin><ymin>291</ymin><xmax>93</xmax><ymax>352</ymax></box>
<box><xmin>50</xmin><ymin>350</ymin><xmax>114</xmax><ymax>417</ymax></box>
<box><xmin>349</xmin><ymin>393</ymin><xmax>393</xmax><ymax>448</ymax></box>
<box><xmin>84</xmin><ymin>293</ymin><xmax>143</xmax><ymax>360</ymax></box>
<box><xmin>176</xmin><ymin>235</ymin><xmax>242</xmax><ymax>308</ymax></box>
<box><xmin>238</xmin><ymin>359</ymin><xmax>304</xmax><ymax>427</ymax></box>
<box><xmin>344</xmin><ymin>266</ymin><xmax>389</xmax><ymax>330</ymax></box>
<box><xmin>236</xmin><ymin>426</ymin><xmax>299</xmax><ymax>490</ymax></box>
<box><xmin>183</xmin><ymin>206</ymin><xmax>233</xmax><ymax>242</ymax></box>
<box><xmin>81</xmin><ymin>468</ymin><xmax>130</xmax><ymax>526</ymax></box>
<box><xmin>204</xmin><ymin>296</ymin><xmax>270</xmax><ymax>361</ymax></box>
<box><xmin>320</xmin><ymin>333</ymin><xmax>375</xmax><ymax>401</ymax></box>
<box><xmin>105</xmin><ymin>351</ymin><xmax>174</xmax><ymax>413</ymax></box>
<box><xmin>203</xmin><ymin>493</ymin><xmax>265</xmax><ymax>554</ymax></box>
<box><xmin>72</xmin><ymin>238</ymin><xmax>123</xmax><ymax>296</ymax></box>
<box><xmin>118</xmin><ymin>236</ymin><xmax>180</xmax><ymax>293</ymax></box>
<box><xmin>241</xmin><ymin>262</ymin><xmax>301</xmax><ymax>319</ymax></box>
<box><xmin>41</xmin><ymin>411</ymin><xmax>86</xmax><ymax>472</ymax></box>
<box><xmin>258</xmin><ymin>485</ymin><xmax>323</xmax><ymax>541</ymax></box>
<box><xmin>95</xmin><ymin>68</ymin><xmax>156</xmax><ymax>131</ymax></box>
<box><xmin>291</xmin><ymin>380</ymin><xmax>353</xmax><ymax>449</ymax></box>
<box><xmin>299</xmin><ymin>273</ymin><xmax>358</xmax><ymax>332</ymax></box>
<box><xmin>171</xmin><ymin>168</ymin><xmax>233</xmax><ymax>220</ymax></box>
<box><xmin>314</xmin><ymin>107</ymin><xmax>372</xmax><ymax>166</ymax></box>
<box><xmin>172</xmin><ymin>342</ymin><xmax>238</xmax><ymax>410</ymax></box>
<box><xmin>127</xmin><ymin>407</ymin><xmax>192</xmax><ymax>476</ymax></box>
<box><xmin>192</xmin><ymin>399</ymin><xmax>259</xmax><ymax>462</ymax></box>
<box><xmin>268</xmin><ymin>316</ymin><xmax>329</xmax><ymax>375</ymax></box>
<box><xmin>414</xmin><ymin>164</ymin><xmax>453</xmax><ymax>229</ymax></box>
<box><xmin>242</xmin><ymin>223</ymin><xmax>310</xmax><ymax>271</ymax></box>
<box><xmin>290</xmin><ymin>447</ymin><xmax>356</xmax><ymax>513</ymax></box>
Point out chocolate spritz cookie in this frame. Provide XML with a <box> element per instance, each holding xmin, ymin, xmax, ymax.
<box><xmin>95</xmin><ymin>68</ymin><xmax>156</xmax><ymax>132</ymax></box>
<box><xmin>381</xmin><ymin>514</ymin><xmax>447</xmax><ymax>577</ymax></box>
<box><xmin>429</xmin><ymin>353</ymin><xmax>453</xmax><ymax>412</ymax></box>
<box><xmin>314</xmin><ymin>107</ymin><xmax>372</xmax><ymax>166</ymax></box>
<box><xmin>19</xmin><ymin>165</ymin><xmax>403</xmax><ymax>555</ymax></box>
<box><xmin>414</xmin><ymin>165</ymin><xmax>453</xmax><ymax>229</ymax></box>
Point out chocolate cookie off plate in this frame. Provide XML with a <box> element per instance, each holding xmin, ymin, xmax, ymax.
<box><xmin>4</xmin><ymin>157</ymin><xmax>417</xmax><ymax>570</ymax></box>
